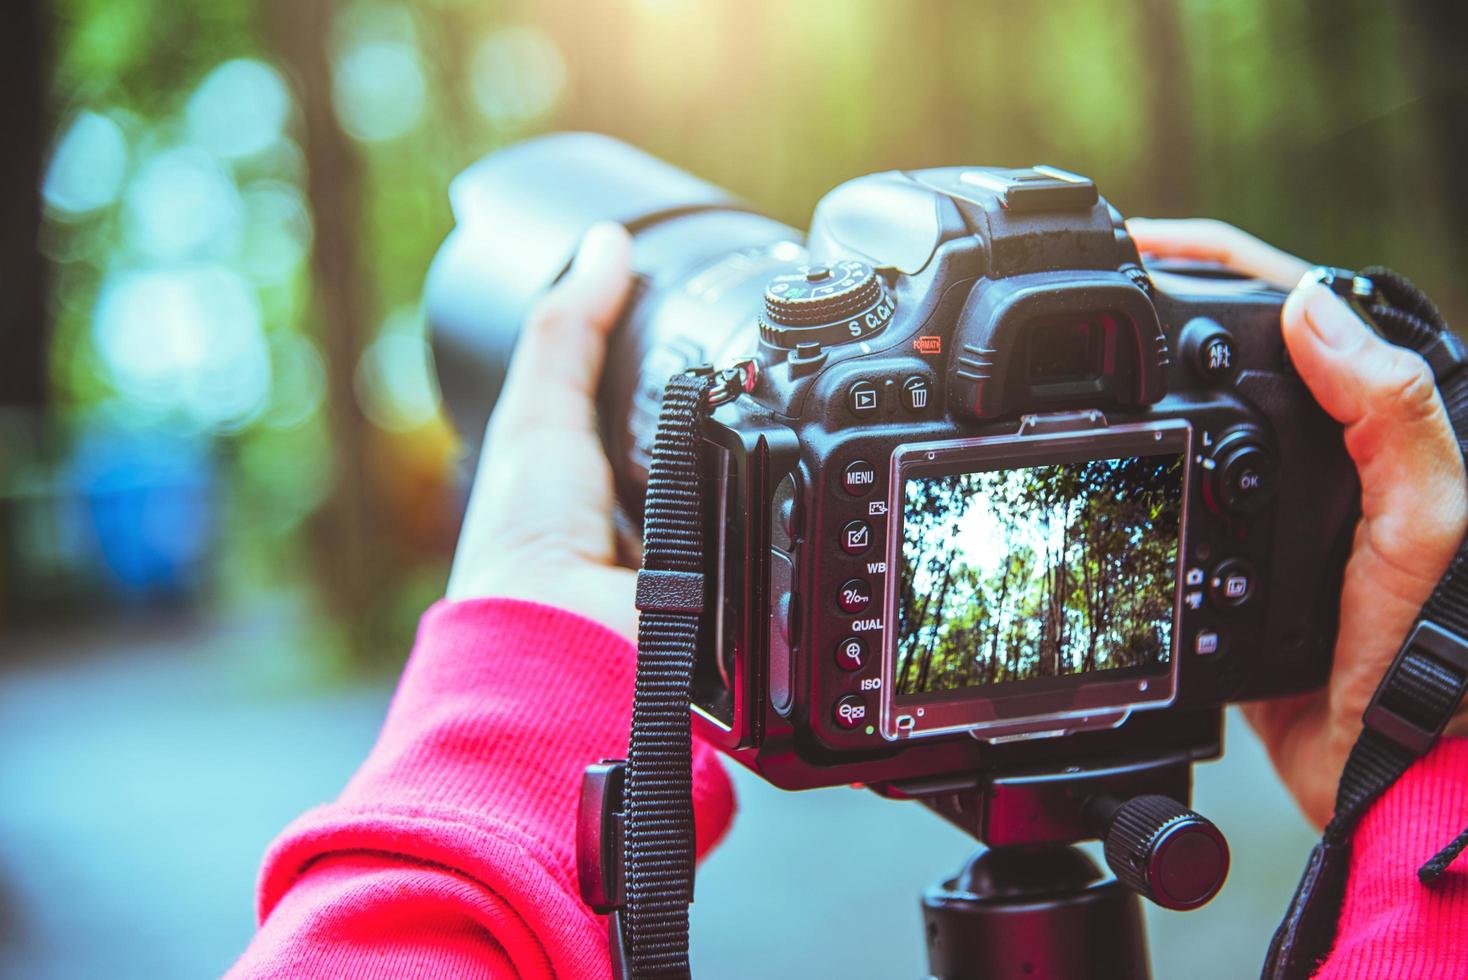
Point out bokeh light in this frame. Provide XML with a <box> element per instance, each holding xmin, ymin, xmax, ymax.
<box><xmin>469</xmin><ymin>26</ymin><xmax>566</xmax><ymax>128</ymax></box>
<box><xmin>263</xmin><ymin>333</ymin><xmax>326</xmax><ymax>431</ymax></box>
<box><xmin>239</xmin><ymin>181</ymin><xmax>312</xmax><ymax>284</ymax></box>
<box><xmin>332</xmin><ymin>40</ymin><xmax>427</xmax><ymax>142</ymax></box>
<box><xmin>123</xmin><ymin>147</ymin><xmax>243</xmax><ymax>262</ymax></box>
<box><xmin>185</xmin><ymin>59</ymin><xmax>291</xmax><ymax>161</ymax></box>
<box><xmin>354</xmin><ymin>308</ymin><xmax>441</xmax><ymax>432</ymax></box>
<box><xmin>43</xmin><ymin>110</ymin><xmax>129</xmax><ymax>217</ymax></box>
<box><xmin>91</xmin><ymin>265</ymin><xmax>272</xmax><ymax>431</ymax></box>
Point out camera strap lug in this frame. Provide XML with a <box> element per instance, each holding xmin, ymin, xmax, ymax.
<box><xmin>694</xmin><ymin>357</ymin><xmax>759</xmax><ymax>409</ymax></box>
<box><xmin>1265</xmin><ymin>268</ymin><xmax>1468</xmax><ymax>980</ymax></box>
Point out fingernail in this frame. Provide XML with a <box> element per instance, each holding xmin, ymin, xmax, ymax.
<box><xmin>572</xmin><ymin>221</ymin><xmax>627</xmax><ymax>276</ymax></box>
<box><xmin>1296</xmin><ymin>282</ymin><xmax>1367</xmax><ymax>352</ymax></box>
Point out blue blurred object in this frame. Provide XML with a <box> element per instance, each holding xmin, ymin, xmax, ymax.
<box><xmin>0</xmin><ymin>420</ymin><xmax>218</xmax><ymax>621</ymax></box>
<box><xmin>67</xmin><ymin>424</ymin><xmax>216</xmax><ymax>600</ymax></box>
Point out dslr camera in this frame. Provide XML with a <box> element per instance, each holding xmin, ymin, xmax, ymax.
<box><xmin>428</xmin><ymin>134</ymin><xmax>1357</xmax><ymax>847</ymax></box>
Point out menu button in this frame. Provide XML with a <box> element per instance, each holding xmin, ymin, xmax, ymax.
<box><xmin>843</xmin><ymin>460</ymin><xmax>877</xmax><ymax>497</ymax></box>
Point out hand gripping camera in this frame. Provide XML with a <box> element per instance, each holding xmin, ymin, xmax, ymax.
<box><xmin>427</xmin><ymin>134</ymin><xmax>1360</xmax><ymax>969</ymax></box>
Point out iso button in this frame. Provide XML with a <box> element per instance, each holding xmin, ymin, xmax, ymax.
<box><xmin>834</xmin><ymin>694</ymin><xmax>869</xmax><ymax>730</ymax></box>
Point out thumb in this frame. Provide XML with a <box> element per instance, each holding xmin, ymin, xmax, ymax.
<box><xmin>492</xmin><ymin>221</ymin><xmax>633</xmax><ymax>437</ymax></box>
<box><xmin>1282</xmin><ymin>282</ymin><xmax>1466</xmax><ymax>598</ymax></box>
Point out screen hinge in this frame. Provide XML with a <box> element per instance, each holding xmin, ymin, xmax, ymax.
<box><xmin>1017</xmin><ymin>410</ymin><xmax>1109</xmax><ymax>436</ymax></box>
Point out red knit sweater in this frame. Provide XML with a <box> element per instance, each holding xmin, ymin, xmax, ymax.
<box><xmin>227</xmin><ymin>599</ymin><xmax>1468</xmax><ymax>978</ymax></box>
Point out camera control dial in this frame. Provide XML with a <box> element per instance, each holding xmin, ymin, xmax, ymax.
<box><xmin>760</xmin><ymin>259</ymin><xmax>895</xmax><ymax>349</ymax></box>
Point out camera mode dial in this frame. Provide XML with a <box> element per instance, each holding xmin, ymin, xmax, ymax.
<box><xmin>760</xmin><ymin>259</ymin><xmax>895</xmax><ymax>349</ymax></box>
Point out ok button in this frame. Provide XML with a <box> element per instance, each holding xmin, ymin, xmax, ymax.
<box><xmin>838</xmin><ymin>578</ymin><xmax>872</xmax><ymax>613</ymax></box>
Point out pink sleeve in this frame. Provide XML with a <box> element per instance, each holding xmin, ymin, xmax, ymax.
<box><xmin>227</xmin><ymin>598</ymin><xmax>736</xmax><ymax>980</ymax></box>
<box><xmin>1314</xmin><ymin>736</ymin><xmax>1468</xmax><ymax>979</ymax></box>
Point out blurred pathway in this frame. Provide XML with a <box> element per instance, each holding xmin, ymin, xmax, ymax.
<box><xmin>0</xmin><ymin>611</ymin><xmax>1316</xmax><ymax>979</ymax></box>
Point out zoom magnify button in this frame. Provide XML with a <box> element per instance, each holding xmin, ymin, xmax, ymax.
<box><xmin>833</xmin><ymin>694</ymin><xmax>868</xmax><ymax>730</ymax></box>
<box><xmin>836</xmin><ymin>636</ymin><xmax>867</xmax><ymax>671</ymax></box>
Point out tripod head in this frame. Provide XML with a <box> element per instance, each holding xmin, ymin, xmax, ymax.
<box><xmin>878</xmin><ymin>751</ymin><xmax>1230</xmax><ymax>912</ymax></box>
<box><xmin>876</xmin><ymin>752</ymin><xmax>1230</xmax><ymax>979</ymax></box>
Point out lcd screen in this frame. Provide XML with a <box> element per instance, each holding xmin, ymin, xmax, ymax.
<box><xmin>895</xmin><ymin>452</ymin><xmax>1184</xmax><ymax>699</ymax></box>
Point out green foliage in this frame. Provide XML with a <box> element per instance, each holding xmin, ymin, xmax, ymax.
<box><xmin>896</xmin><ymin>455</ymin><xmax>1182</xmax><ymax>696</ymax></box>
<box><xmin>41</xmin><ymin>0</ymin><xmax>1464</xmax><ymax>660</ymax></box>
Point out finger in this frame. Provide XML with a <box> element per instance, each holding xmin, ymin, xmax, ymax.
<box><xmin>1126</xmin><ymin>218</ymin><xmax>1312</xmax><ymax>290</ymax></box>
<box><xmin>1281</xmin><ymin>282</ymin><xmax>1467</xmax><ymax>594</ymax></box>
<box><xmin>491</xmin><ymin>221</ymin><xmax>633</xmax><ymax>438</ymax></box>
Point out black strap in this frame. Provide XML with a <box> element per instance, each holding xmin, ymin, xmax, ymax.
<box><xmin>579</xmin><ymin>371</ymin><xmax>714</xmax><ymax>979</ymax></box>
<box><xmin>1263</xmin><ymin>268</ymin><xmax>1468</xmax><ymax>979</ymax></box>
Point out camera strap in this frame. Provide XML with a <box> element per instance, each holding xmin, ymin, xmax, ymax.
<box><xmin>1264</xmin><ymin>267</ymin><xmax>1468</xmax><ymax>980</ymax></box>
<box><xmin>579</xmin><ymin>370</ymin><xmax>720</xmax><ymax>980</ymax></box>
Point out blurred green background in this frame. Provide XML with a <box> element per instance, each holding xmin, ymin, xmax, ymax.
<box><xmin>0</xmin><ymin>0</ymin><xmax>1463</xmax><ymax>977</ymax></box>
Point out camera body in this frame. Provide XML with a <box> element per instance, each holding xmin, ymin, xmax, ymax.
<box><xmin>427</xmin><ymin>135</ymin><xmax>1358</xmax><ymax>802</ymax></box>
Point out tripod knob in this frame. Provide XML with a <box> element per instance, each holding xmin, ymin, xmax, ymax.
<box><xmin>1100</xmin><ymin>794</ymin><xmax>1229</xmax><ymax>911</ymax></box>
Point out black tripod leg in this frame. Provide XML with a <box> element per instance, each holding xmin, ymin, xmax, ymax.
<box><xmin>923</xmin><ymin>845</ymin><xmax>1150</xmax><ymax>980</ymax></box>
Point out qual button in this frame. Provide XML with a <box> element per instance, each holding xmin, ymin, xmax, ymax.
<box><xmin>835</xmin><ymin>636</ymin><xmax>867</xmax><ymax>671</ymax></box>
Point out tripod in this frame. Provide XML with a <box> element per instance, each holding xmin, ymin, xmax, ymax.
<box><xmin>882</xmin><ymin>753</ymin><xmax>1230</xmax><ymax>980</ymax></box>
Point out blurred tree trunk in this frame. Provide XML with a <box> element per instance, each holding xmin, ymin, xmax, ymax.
<box><xmin>1134</xmin><ymin>0</ymin><xmax>1195</xmax><ymax>213</ymax></box>
<box><xmin>0</xmin><ymin>0</ymin><xmax>47</xmax><ymax>409</ymax></box>
<box><xmin>1403</xmin><ymin>0</ymin><xmax>1468</xmax><ymax>288</ymax></box>
<box><xmin>264</xmin><ymin>0</ymin><xmax>393</xmax><ymax>660</ymax></box>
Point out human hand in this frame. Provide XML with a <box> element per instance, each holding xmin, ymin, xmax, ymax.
<box><xmin>1129</xmin><ymin>218</ymin><xmax>1468</xmax><ymax>828</ymax></box>
<box><xmin>445</xmin><ymin>222</ymin><xmax>640</xmax><ymax>642</ymax></box>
